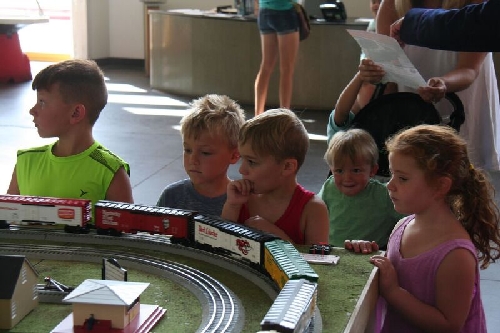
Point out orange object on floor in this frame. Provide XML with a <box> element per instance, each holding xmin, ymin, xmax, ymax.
<box><xmin>0</xmin><ymin>32</ymin><xmax>32</xmax><ymax>83</ymax></box>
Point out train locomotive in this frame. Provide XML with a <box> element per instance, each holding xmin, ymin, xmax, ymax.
<box><xmin>2</xmin><ymin>195</ymin><xmax>320</xmax><ymax>333</ymax></box>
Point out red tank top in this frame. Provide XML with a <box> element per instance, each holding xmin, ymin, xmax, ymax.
<box><xmin>238</xmin><ymin>184</ymin><xmax>314</xmax><ymax>244</ymax></box>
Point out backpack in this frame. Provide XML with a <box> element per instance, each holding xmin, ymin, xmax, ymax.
<box><xmin>350</xmin><ymin>84</ymin><xmax>465</xmax><ymax>177</ymax></box>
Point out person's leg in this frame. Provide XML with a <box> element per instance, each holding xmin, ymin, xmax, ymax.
<box><xmin>255</xmin><ymin>33</ymin><xmax>278</xmax><ymax>116</ymax></box>
<box><xmin>277</xmin><ymin>31</ymin><xmax>299</xmax><ymax>110</ymax></box>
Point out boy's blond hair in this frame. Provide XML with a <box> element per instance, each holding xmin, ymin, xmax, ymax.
<box><xmin>239</xmin><ymin>108</ymin><xmax>309</xmax><ymax>170</ymax></box>
<box><xmin>180</xmin><ymin>94</ymin><xmax>246</xmax><ymax>148</ymax></box>
<box><xmin>325</xmin><ymin>129</ymin><xmax>378</xmax><ymax>168</ymax></box>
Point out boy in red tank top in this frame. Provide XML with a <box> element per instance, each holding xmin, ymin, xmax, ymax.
<box><xmin>221</xmin><ymin>108</ymin><xmax>329</xmax><ymax>245</ymax></box>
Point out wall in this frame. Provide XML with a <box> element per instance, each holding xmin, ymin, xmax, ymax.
<box><xmin>83</xmin><ymin>0</ymin><xmax>143</xmax><ymax>60</ymax></box>
<box><xmin>95</xmin><ymin>0</ymin><xmax>371</xmax><ymax>60</ymax></box>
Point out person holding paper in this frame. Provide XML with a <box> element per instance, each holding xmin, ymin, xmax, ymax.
<box><xmin>389</xmin><ymin>1</ymin><xmax>499</xmax><ymax>52</ymax></box>
<box><xmin>376</xmin><ymin>0</ymin><xmax>500</xmax><ymax>171</ymax></box>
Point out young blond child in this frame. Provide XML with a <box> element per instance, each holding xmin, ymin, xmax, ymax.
<box><xmin>319</xmin><ymin>129</ymin><xmax>404</xmax><ymax>250</ymax></box>
<box><xmin>370</xmin><ymin>124</ymin><xmax>500</xmax><ymax>332</ymax></box>
<box><xmin>221</xmin><ymin>108</ymin><xmax>329</xmax><ymax>245</ymax></box>
<box><xmin>157</xmin><ymin>94</ymin><xmax>245</xmax><ymax>216</ymax></box>
<box><xmin>7</xmin><ymin>60</ymin><xmax>133</xmax><ymax>206</ymax></box>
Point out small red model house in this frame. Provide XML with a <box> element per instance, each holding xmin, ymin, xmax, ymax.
<box><xmin>0</xmin><ymin>255</ymin><xmax>39</xmax><ymax>329</ymax></box>
<box><xmin>63</xmin><ymin>279</ymin><xmax>150</xmax><ymax>330</ymax></box>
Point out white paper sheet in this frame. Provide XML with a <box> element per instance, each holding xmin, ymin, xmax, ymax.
<box><xmin>347</xmin><ymin>29</ymin><xmax>427</xmax><ymax>89</ymax></box>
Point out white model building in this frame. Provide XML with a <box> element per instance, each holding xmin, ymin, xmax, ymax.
<box><xmin>63</xmin><ymin>279</ymin><xmax>149</xmax><ymax>330</ymax></box>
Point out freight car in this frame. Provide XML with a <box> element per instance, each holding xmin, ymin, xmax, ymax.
<box><xmin>264</xmin><ymin>239</ymin><xmax>319</xmax><ymax>289</ymax></box>
<box><xmin>261</xmin><ymin>279</ymin><xmax>318</xmax><ymax>333</ymax></box>
<box><xmin>94</xmin><ymin>200</ymin><xmax>196</xmax><ymax>240</ymax></box>
<box><xmin>191</xmin><ymin>214</ymin><xmax>279</xmax><ymax>271</ymax></box>
<box><xmin>0</xmin><ymin>194</ymin><xmax>92</xmax><ymax>233</ymax></box>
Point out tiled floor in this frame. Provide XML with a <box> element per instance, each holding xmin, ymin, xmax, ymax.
<box><xmin>1</xmin><ymin>62</ymin><xmax>499</xmax><ymax>332</ymax></box>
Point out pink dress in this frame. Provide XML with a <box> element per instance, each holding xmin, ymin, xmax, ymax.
<box><xmin>377</xmin><ymin>215</ymin><xmax>486</xmax><ymax>333</ymax></box>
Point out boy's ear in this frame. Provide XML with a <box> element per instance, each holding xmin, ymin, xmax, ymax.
<box><xmin>370</xmin><ymin>164</ymin><xmax>379</xmax><ymax>177</ymax></box>
<box><xmin>229</xmin><ymin>149</ymin><xmax>240</xmax><ymax>164</ymax></box>
<box><xmin>70</xmin><ymin>104</ymin><xmax>86</xmax><ymax>124</ymax></box>
<box><xmin>283</xmin><ymin>158</ymin><xmax>298</xmax><ymax>175</ymax></box>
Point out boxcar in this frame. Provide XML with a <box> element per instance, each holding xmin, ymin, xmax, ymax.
<box><xmin>94</xmin><ymin>200</ymin><xmax>195</xmax><ymax>239</ymax></box>
<box><xmin>0</xmin><ymin>194</ymin><xmax>91</xmax><ymax>232</ymax></box>
<box><xmin>260</xmin><ymin>279</ymin><xmax>318</xmax><ymax>333</ymax></box>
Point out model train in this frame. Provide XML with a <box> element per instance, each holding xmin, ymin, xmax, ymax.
<box><xmin>1</xmin><ymin>195</ymin><xmax>320</xmax><ymax>333</ymax></box>
<box><xmin>0</xmin><ymin>194</ymin><xmax>92</xmax><ymax>233</ymax></box>
<box><xmin>94</xmin><ymin>200</ymin><xmax>318</xmax><ymax>287</ymax></box>
<box><xmin>261</xmin><ymin>278</ymin><xmax>317</xmax><ymax>333</ymax></box>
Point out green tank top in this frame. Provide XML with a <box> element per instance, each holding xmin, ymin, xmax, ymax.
<box><xmin>16</xmin><ymin>141</ymin><xmax>130</xmax><ymax>210</ymax></box>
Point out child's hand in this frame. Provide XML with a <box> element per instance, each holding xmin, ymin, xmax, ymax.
<box><xmin>226</xmin><ymin>179</ymin><xmax>253</xmax><ymax>205</ymax></box>
<box><xmin>344</xmin><ymin>240</ymin><xmax>379</xmax><ymax>254</ymax></box>
<box><xmin>358</xmin><ymin>59</ymin><xmax>386</xmax><ymax>85</ymax></box>
<box><xmin>370</xmin><ymin>255</ymin><xmax>399</xmax><ymax>300</ymax></box>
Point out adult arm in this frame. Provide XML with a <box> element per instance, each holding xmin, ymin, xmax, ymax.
<box><xmin>418</xmin><ymin>51</ymin><xmax>486</xmax><ymax>102</ymax></box>
<box><xmin>398</xmin><ymin>0</ymin><xmax>500</xmax><ymax>52</ymax></box>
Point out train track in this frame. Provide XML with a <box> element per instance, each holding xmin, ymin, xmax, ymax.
<box><xmin>0</xmin><ymin>227</ymin><xmax>322</xmax><ymax>333</ymax></box>
<box><xmin>0</xmin><ymin>227</ymin><xmax>279</xmax><ymax>298</ymax></box>
<box><xmin>0</xmin><ymin>242</ymin><xmax>243</xmax><ymax>333</ymax></box>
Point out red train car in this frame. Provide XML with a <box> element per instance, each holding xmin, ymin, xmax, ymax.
<box><xmin>94</xmin><ymin>201</ymin><xmax>195</xmax><ymax>241</ymax></box>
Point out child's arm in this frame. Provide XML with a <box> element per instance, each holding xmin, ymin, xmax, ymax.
<box><xmin>302</xmin><ymin>195</ymin><xmax>330</xmax><ymax>245</ymax></box>
<box><xmin>6</xmin><ymin>168</ymin><xmax>20</xmax><ymax>194</ymax></box>
<box><xmin>221</xmin><ymin>179</ymin><xmax>253</xmax><ymax>222</ymax></box>
<box><xmin>105</xmin><ymin>167</ymin><xmax>133</xmax><ymax>203</ymax></box>
<box><xmin>244</xmin><ymin>216</ymin><xmax>293</xmax><ymax>242</ymax></box>
<box><xmin>370</xmin><ymin>248</ymin><xmax>476</xmax><ymax>331</ymax></box>
<box><xmin>334</xmin><ymin>59</ymin><xmax>385</xmax><ymax>126</ymax></box>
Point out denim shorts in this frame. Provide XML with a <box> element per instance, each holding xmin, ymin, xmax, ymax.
<box><xmin>258</xmin><ymin>8</ymin><xmax>299</xmax><ymax>35</ymax></box>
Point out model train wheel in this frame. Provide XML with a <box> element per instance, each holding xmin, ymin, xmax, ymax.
<box><xmin>0</xmin><ymin>220</ymin><xmax>9</xmax><ymax>229</ymax></box>
<box><xmin>96</xmin><ymin>228</ymin><xmax>110</xmax><ymax>236</ymax></box>
<box><xmin>109</xmin><ymin>228</ymin><xmax>122</xmax><ymax>237</ymax></box>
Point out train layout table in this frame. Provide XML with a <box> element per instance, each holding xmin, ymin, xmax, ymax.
<box><xmin>0</xmin><ymin>238</ymin><xmax>379</xmax><ymax>333</ymax></box>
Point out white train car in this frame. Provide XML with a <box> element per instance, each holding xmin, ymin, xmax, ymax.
<box><xmin>261</xmin><ymin>279</ymin><xmax>318</xmax><ymax>333</ymax></box>
<box><xmin>192</xmin><ymin>214</ymin><xmax>278</xmax><ymax>266</ymax></box>
<box><xmin>0</xmin><ymin>194</ymin><xmax>92</xmax><ymax>232</ymax></box>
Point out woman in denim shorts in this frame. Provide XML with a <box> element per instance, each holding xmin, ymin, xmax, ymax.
<box><xmin>254</xmin><ymin>0</ymin><xmax>300</xmax><ymax>116</ymax></box>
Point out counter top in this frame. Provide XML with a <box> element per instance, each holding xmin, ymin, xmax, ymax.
<box><xmin>150</xmin><ymin>9</ymin><xmax>368</xmax><ymax>27</ymax></box>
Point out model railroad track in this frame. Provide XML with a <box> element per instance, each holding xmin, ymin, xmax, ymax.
<box><xmin>0</xmin><ymin>227</ymin><xmax>279</xmax><ymax>297</ymax></box>
<box><xmin>0</xmin><ymin>243</ymin><xmax>243</xmax><ymax>333</ymax></box>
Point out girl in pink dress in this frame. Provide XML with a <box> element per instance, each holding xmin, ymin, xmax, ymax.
<box><xmin>371</xmin><ymin>124</ymin><xmax>500</xmax><ymax>332</ymax></box>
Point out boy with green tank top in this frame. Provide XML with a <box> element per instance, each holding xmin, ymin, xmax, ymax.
<box><xmin>7</xmin><ymin>60</ymin><xmax>133</xmax><ymax>208</ymax></box>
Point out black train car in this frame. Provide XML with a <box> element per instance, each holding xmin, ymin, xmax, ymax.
<box><xmin>261</xmin><ymin>279</ymin><xmax>318</xmax><ymax>333</ymax></box>
<box><xmin>191</xmin><ymin>214</ymin><xmax>279</xmax><ymax>271</ymax></box>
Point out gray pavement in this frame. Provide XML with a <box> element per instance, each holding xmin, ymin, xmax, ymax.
<box><xmin>1</xmin><ymin>61</ymin><xmax>498</xmax><ymax>332</ymax></box>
